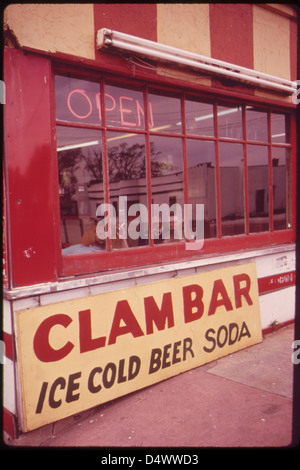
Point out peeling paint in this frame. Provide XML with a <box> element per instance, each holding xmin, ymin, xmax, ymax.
<box><xmin>23</xmin><ymin>248</ymin><xmax>37</xmax><ymax>259</ymax></box>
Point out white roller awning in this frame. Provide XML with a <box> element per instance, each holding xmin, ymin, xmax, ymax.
<box><xmin>97</xmin><ymin>28</ymin><xmax>297</xmax><ymax>95</ymax></box>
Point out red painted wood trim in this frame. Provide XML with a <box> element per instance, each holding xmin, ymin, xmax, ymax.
<box><xmin>3</xmin><ymin>407</ymin><xmax>17</xmax><ymax>440</ymax></box>
<box><xmin>3</xmin><ymin>331</ymin><xmax>15</xmax><ymax>361</ymax></box>
<box><xmin>262</xmin><ymin>318</ymin><xmax>294</xmax><ymax>336</ymax></box>
<box><xmin>258</xmin><ymin>270</ymin><xmax>296</xmax><ymax>294</ymax></box>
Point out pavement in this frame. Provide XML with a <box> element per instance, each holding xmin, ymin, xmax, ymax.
<box><xmin>7</xmin><ymin>324</ymin><xmax>298</xmax><ymax>449</ymax></box>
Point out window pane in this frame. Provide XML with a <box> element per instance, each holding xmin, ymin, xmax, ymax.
<box><xmin>148</xmin><ymin>91</ymin><xmax>182</xmax><ymax>133</ymax></box>
<box><xmin>272</xmin><ymin>147</ymin><xmax>291</xmax><ymax>230</ymax></box>
<box><xmin>246</xmin><ymin>107</ymin><xmax>268</xmax><ymax>142</ymax></box>
<box><xmin>219</xmin><ymin>142</ymin><xmax>245</xmax><ymax>235</ymax></box>
<box><xmin>217</xmin><ymin>104</ymin><xmax>243</xmax><ymax>140</ymax></box>
<box><xmin>107</xmin><ymin>132</ymin><xmax>148</xmax><ymax>248</ymax></box>
<box><xmin>271</xmin><ymin>113</ymin><xmax>290</xmax><ymax>144</ymax></box>
<box><xmin>185</xmin><ymin>99</ymin><xmax>214</xmax><ymax>136</ymax></box>
<box><xmin>150</xmin><ymin>136</ymin><xmax>184</xmax><ymax>243</ymax></box>
<box><xmin>56</xmin><ymin>127</ymin><xmax>104</xmax><ymax>254</ymax></box>
<box><xmin>105</xmin><ymin>84</ymin><xmax>145</xmax><ymax>130</ymax></box>
<box><xmin>247</xmin><ymin>145</ymin><xmax>269</xmax><ymax>233</ymax></box>
<box><xmin>55</xmin><ymin>75</ymin><xmax>101</xmax><ymax>125</ymax></box>
<box><xmin>186</xmin><ymin>139</ymin><xmax>216</xmax><ymax>238</ymax></box>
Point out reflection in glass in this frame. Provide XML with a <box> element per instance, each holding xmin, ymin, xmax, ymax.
<box><xmin>185</xmin><ymin>99</ymin><xmax>214</xmax><ymax>136</ymax></box>
<box><xmin>247</xmin><ymin>145</ymin><xmax>269</xmax><ymax>233</ymax></box>
<box><xmin>55</xmin><ymin>75</ymin><xmax>101</xmax><ymax>125</ymax></box>
<box><xmin>186</xmin><ymin>139</ymin><xmax>216</xmax><ymax>238</ymax></box>
<box><xmin>217</xmin><ymin>105</ymin><xmax>242</xmax><ymax>140</ymax></box>
<box><xmin>107</xmin><ymin>132</ymin><xmax>149</xmax><ymax>247</ymax></box>
<box><xmin>56</xmin><ymin>126</ymin><xmax>104</xmax><ymax>254</ymax></box>
<box><xmin>148</xmin><ymin>91</ymin><xmax>182</xmax><ymax>133</ymax></box>
<box><xmin>246</xmin><ymin>107</ymin><xmax>268</xmax><ymax>142</ymax></box>
<box><xmin>272</xmin><ymin>147</ymin><xmax>291</xmax><ymax>230</ymax></box>
<box><xmin>150</xmin><ymin>135</ymin><xmax>184</xmax><ymax>243</ymax></box>
<box><xmin>271</xmin><ymin>113</ymin><xmax>289</xmax><ymax>144</ymax></box>
<box><xmin>105</xmin><ymin>84</ymin><xmax>145</xmax><ymax>129</ymax></box>
<box><xmin>219</xmin><ymin>142</ymin><xmax>245</xmax><ymax>236</ymax></box>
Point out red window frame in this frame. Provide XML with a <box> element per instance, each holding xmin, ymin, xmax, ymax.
<box><xmin>51</xmin><ymin>64</ymin><xmax>296</xmax><ymax>279</ymax></box>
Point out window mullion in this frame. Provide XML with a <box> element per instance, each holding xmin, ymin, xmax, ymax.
<box><xmin>268</xmin><ymin>111</ymin><xmax>274</xmax><ymax>232</ymax></box>
<box><xmin>214</xmin><ymin>101</ymin><xmax>222</xmax><ymax>238</ymax></box>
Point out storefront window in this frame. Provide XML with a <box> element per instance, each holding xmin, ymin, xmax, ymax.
<box><xmin>107</xmin><ymin>131</ymin><xmax>148</xmax><ymax>247</ymax></box>
<box><xmin>271</xmin><ymin>112</ymin><xmax>290</xmax><ymax>144</ymax></box>
<box><xmin>272</xmin><ymin>147</ymin><xmax>291</xmax><ymax>230</ymax></box>
<box><xmin>150</xmin><ymin>135</ymin><xmax>184</xmax><ymax>243</ymax></box>
<box><xmin>55</xmin><ymin>72</ymin><xmax>293</xmax><ymax>262</ymax></box>
<box><xmin>56</xmin><ymin>126</ymin><xmax>103</xmax><ymax>253</ymax></box>
<box><xmin>55</xmin><ymin>75</ymin><xmax>101</xmax><ymax>125</ymax></box>
<box><xmin>148</xmin><ymin>91</ymin><xmax>182</xmax><ymax>133</ymax></box>
<box><xmin>105</xmin><ymin>84</ymin><xmax>146</xmax><ymax>129</ymax></box>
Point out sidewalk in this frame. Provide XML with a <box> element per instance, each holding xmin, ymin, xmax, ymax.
<box><xmin>10</xmin><ymin>324</ymin><xmax>295</xmax><ymax>448</ymax></box>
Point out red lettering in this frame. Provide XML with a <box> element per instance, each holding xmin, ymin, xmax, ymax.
<box><xmin>79</xmin><ymin>309</ymin><xmax>106</xmax><ymax>353</ymax></box>
<box><xmin>33</xmin><ymin>314</ymin><xmax>74</xmax><ymax>362</ymax></box>
<box><xmin>233</xmin><ymin>273</ymin><xmax>253</xmax><ymax>308</ymax></box>
<box><xmin>108</xmin><ymin>300</ymin><xmax>144</xmax><ymax>345</ymax></box>
<box><xmin>208</xmin><ymin>279</ymin><xmax>233</xmax><ymax>316</ymax></box>
<box><xmin>183</xmin><ymin>284</ymin><xmax>204</xmax><ymax>323</ymax></box>
<box><xmin>119</xmin><ymin>96</ymin><xmax>136</xmax><ymax>127</ymax></box>
<box><xmin>144</xmin><ymin>292</ymin><xmax>174</xmax><ymax>334</ymax></box>
<box><xmin>67</xmin><ymin>89</ymin><xmax>92</xmax><ymax>119</ymax></box>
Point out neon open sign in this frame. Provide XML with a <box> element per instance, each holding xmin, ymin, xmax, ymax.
<box><xmin>67</xmin><ymin>89</ymin><xmax>154</xmax><ymax>128</ymax></box>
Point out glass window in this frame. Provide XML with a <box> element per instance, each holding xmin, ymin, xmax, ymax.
<box><xmin>272</xmin><ymin>147</ymin><xmax>291</xmax><ymax>230</ymax></box>
<box><xmin>148</xmin><ymin>91</ymin><xmax>182</xmax><ymax>133</ymax></box>
<box><xmin>217</xmin><ymin>104</ymin><xmax>243</xmax><ymax>140</ymax></box>
<box><xmin>246</xmin><ymin>107</ymin><xmax>268</xmax><ymax>142</ymax></box>
<box><xmin>55</xmin><ymin>72</ymin><xmax>293</xmax><ymax>271</ymax></box>
<box><xmin>247</xmin><ymin>145</ymin><xmax>269</xmax><ymax>233</ymax></box>
<box><xmin>219</xmin><ymin>142</ymin><xmax>245</xmax><ymax>236</ymax></box>
<box><xmin>56</xmin><ymin>127</ymin><xmax>104</xmax><ymax>254</ymax></box>
<box><xmin>185</xmin><ymin>99</ymin><xmax>214</xmax><ymax>136</ymax></box>
<box><xmin>107</xmin><ymin>132</ymin><xmax>148</xmax><ymax>247</ymax></box>
<box><xmin>150</xmin><ymin>135</ymin><xmax>184</xmax><ymax>243</ymax></box>
<box><xmin>186</xmin><ymin>139</ymin><xmax>216</xmax><ymax>238</ymax></box>
<box><xmin>105</xmin><ymin>84</ymin><xmax>146</xmax><ymax>130</ymax></box>
<box><xmin>55</xmin><ymin>75</ymin><xmax>101</xmax><ymax>125</ymax></box>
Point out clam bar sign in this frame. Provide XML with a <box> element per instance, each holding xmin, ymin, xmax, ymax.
<box><xmin>15</xmin><ymin>263</ymin><xmax>261</xmax><ymax>432</ymax></box>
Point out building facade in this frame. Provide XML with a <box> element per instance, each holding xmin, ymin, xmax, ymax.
<box><xmin>3</xmin><ymin>4</ymin><xmax>298</xmax><ymax>440</ymax></box>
